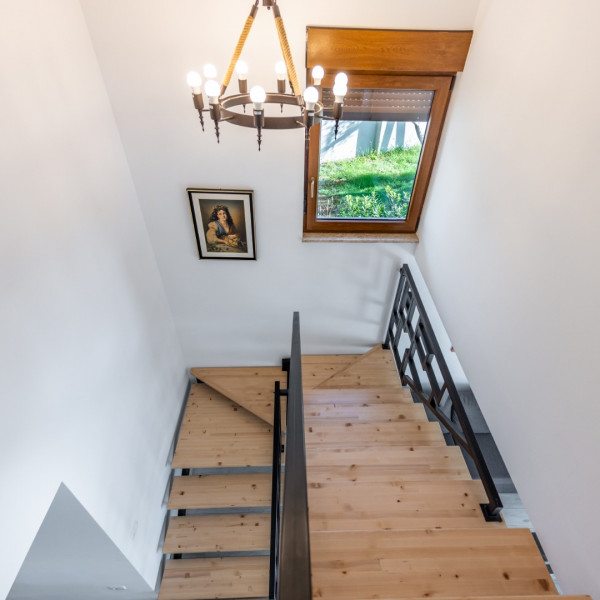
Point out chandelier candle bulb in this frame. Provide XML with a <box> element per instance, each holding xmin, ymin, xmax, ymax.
<box><xmin>235</xmin><ymin>60</ymin><xmax>248</xmax><ymax>94</ymax></box>
<box><xmin>187</xmin><ymin>71</ymin><xmax>205</xmax><ymax>131</ymax></box>
<box><xmin>275</xmin><ymin>60</ymin><xmax>287</xmax><ymax>80</ymax></box>
<box><xmin>203</xmin><ymin>63</ymin><xmax>217</xmax><ymax>79</ymax></box>
<box><xmin>334</xmin><ymin>71</ymin><xmax>348</xmax><ymax>87</ymax></box>
<box><xmin>275</xmin><ymin>60</ymin><xmax>287</xmax><ymax>93</ymax></box>
<box><xmin>204</xmin><ymin>79</ymin><xmax>221</xmax><ymax>104</ymax></box>
<box><xmin>311</xmin><ymin>65</ymin><xmax>324</xmax><ymax>86</ymax></box>
<box><xmin>303</xmin><ymin>86</ymin><xmax>319</xmax><ymax>112</ymax></box>
<box><xmin>186</xmin><ymin>71</ymin><xmax>203</xmax><ymax>95</ymax></box>
<box><xmin>333</xmin><ymin>82</ymin><xmax>348</xmax><ymax>104</ymax></box>
<box><xmin>249</xmin><ymin>85</ymin><xmax>266</xmax><ymax>110</ymax></box>
<box><xmin>332</xmin><ymin>82</ymin><xmax>347</xmax><ymax>138</ymax></box>
<box><xmin>303</xmin><ymin>86</ymin><xmax>319</xmax><ymax>130</ymax></box>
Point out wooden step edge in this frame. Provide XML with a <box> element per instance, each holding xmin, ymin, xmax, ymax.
<box><xmin>167</xmin><ymin>473</ymin><xmax>277</xmax><ymax>510</ymax></box>
<box><xmin>172</xmin><ymin>457</ymin><xmax>273</xmax><ymax>470</ymax></box>
<box><xmin>163</xmin><ymin>513</ymin><xmax>271</xmax><ymax>554</ymax></box>
<box><xmin>303</xmin><ymin>390</ymin><xmax>414</xmax><ymax>405</ymax></box>
<box><xmin>159</xmin><ymin>555</ymin><xmax>270</xmax><ymax>600</ymax></box>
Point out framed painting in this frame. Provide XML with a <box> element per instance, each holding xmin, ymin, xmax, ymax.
<box><xmin>187</xmin><ymin>188</ymin><xmax>256</xmax><ymax>260</ymax></box>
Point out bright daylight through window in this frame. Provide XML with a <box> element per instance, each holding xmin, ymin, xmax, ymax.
<box><xmin>316</xmin><ymin>89</ymin><xmax>433</xmax><ymax>221</ymax></box>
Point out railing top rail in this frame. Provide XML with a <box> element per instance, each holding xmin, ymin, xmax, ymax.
<box><xmin>278</xmin><ymin>312</ymin><xmax>312</xmax><ymax>600</ymax></box>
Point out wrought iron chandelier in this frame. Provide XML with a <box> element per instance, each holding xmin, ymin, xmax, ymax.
<box><xmin>186</xmin><ymin>0</ymin><xmax>348</xmax><ymax>150</ymax></box>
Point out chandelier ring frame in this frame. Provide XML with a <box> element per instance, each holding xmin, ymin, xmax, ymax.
<box><xmin>218</xmin><ymin>93</ymin><xmax>323</xmax><ymax>129</ymax></box>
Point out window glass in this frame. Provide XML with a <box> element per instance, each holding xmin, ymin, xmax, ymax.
<box><xmin>317</xmin><ymin>89</ymin><xmax>433</xmax><ymax>221</ymax></box>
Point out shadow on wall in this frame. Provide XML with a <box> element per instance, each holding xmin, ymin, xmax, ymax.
<box><xmin>8</xmin><ymin>484</ymin><xmax>156</xmax><ymax>600</ymax></box>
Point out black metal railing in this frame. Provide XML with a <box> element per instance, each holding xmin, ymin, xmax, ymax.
<box><xmin>384</xmin><ymin>265</ymin><xmax>503</xmax><ymax>521</ymax></box>
<box><xmin>269</xmin><ymin>312</ymin><xmax>312</xmax><ymax>600</ymax></box>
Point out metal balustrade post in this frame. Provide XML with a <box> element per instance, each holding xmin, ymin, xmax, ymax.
<box><xmin>384</xmin><ymin>266</ymin><xmax>503</xmax><ymax>522</ymax></box>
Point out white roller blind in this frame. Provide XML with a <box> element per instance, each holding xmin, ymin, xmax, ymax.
<box><xmin>321</xmin><ymin>88</ymin><xmax>434</xmax><ymax>122</ymax></box>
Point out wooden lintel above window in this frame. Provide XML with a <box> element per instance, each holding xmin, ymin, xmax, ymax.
<box><xmin>306</xmin><ymin>28</ymin><xmax>473</xmax><ymax>75</ymax></box>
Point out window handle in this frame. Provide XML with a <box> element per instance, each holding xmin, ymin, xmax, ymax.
<box><xmin>310</xmin><ymin>177</ymin><xmax>315</xmax><ymax>198</ymax></box>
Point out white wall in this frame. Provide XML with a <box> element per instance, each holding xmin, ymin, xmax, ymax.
<box><xmin>79</xmin><ymin>0</ymin><xmax>480</xmax><ymax>367</ymax></box>
<box><xmin>0</xmin><ymin>2</ymin><xmax>187</xmax><ymax>597</ymax></box>
<box><xmin>416</xmin><ymin>1</ymin><xmax>600</xmax><ymax>597</ymax></box>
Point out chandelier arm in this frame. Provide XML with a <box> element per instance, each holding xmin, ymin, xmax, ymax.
<box><xmin>220</xmin><ymin>1</ymin><xmax>259</xmax><ymax>96</ymax></box>
<box><xmin>272</xmin><ymin>4</ymin><xmax>302</xmax><ymax>100</ymax></box>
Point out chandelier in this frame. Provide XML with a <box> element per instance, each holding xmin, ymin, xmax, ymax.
<box><xmin>186</xmin><ymin>0</ymin><xmax>348</xmax><ymax>150</ymax></box>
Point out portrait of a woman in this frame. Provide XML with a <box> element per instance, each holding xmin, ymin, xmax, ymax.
<box><xmin>205</xmin><ymin>204</ymin><xmax>246</xmax><ymax>252</ymax></box>
<box><xmin>188</xmin><ymin>188</ymin><xmax>255</xmax><ymax>260</ymax></box>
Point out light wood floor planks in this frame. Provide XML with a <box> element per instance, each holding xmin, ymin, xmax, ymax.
<box><xmin>159</xmin><ymin>556</ymin><xmax>269</xmax><ymax>600</ymax></box>
<box><xmin>168</xmin><ymin>473</ymin><xmax>273</xmax><ymax>510</ymax></box>
<box><xmin>163</xmin><ymin>513</ymin><xmax>271</xmax><ymax>554</ymax></box>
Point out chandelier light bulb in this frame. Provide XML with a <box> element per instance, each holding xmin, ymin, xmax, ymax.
<box><xmin>203</xmin><ymin>63</ymin><xmax>218</xmax><ymax>79</ymax></box>
<box><xmin>311</xmin><ymin>65</ymin><xmax>324</xmax><ymax>85</ymax></box>
<box><xmin>235</xmin><ymin>60</ymin><xmax>249</xmax><ymax>79</ymax></box>
<box><xmin>303</xmin><ymin>86</ymin><xmax>319</xmax><ymax>110</ymax></box>
<box><xmin>275</xmin><ymin>60</ymin><xmax>287</xmax><ymax>80</ymax></box>
<box><xmin>204</xmin><ymin>79</ymin><xmax>220</xmax><ymax>103</ymax></box>
<box><xmin>334</xmin><ymin>72</ymin><xmax>348</xmax><ymax>87</ymax></box>
<box><xmin>250</xmin><ymin>85</ymin><xmax>266</xmax><ymax>109</ymax></box>
<box><xmin>186</xmin><ymin>71</ymin><xmax>203</xmax><ymax>94</ymax></box>
<box><xmin>333</xmin><ymin>82</ymin><xmax>348</xmax><ymax>102</ymax></box>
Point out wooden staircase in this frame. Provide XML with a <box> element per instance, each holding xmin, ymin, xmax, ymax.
<box><xmin>158</xmin><ymin>346</ymin><xmax>589</xmax><ymax>600</ymax></box>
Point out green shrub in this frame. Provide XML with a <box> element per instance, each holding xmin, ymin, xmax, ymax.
<box><xmin>317</xmin><ymin>145</ymin><xmax>419</xmax><ymax>219</ymax></box>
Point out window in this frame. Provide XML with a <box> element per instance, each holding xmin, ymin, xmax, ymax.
<box><xmin>304</xmin><ymin>28</ymin><xmax>472</xmax><ymax>240</ymax></box>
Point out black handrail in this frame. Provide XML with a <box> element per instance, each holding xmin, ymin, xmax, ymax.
<box><xmin>269</xmin><ymin>312</ymin><xmax>312</xmax><ymax>600</ymax></box>
<box><xmin>384</xmin><ymin>265</ymin><xmax>503</xmax><ymax>521</ymax></box>
<box><xmin>269</xmin><ymin>381</ymin><xmax>283</xmax><ymax>600</ymax></box>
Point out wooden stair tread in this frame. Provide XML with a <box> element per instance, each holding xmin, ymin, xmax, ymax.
<box><xmin>306</xmin><ymin>421</ymin><xmax>446</xmax><ymax>447</ymax></box>
<box><xmin>308</xmin><ymin>479</ymin><xmax>504</xmax><ymax>531</ymax></box>
<box><xmin>189</xmin><ymin>367</ymin><xmax>282</xmax><ymax>425</ymax></box>
<box><xmin>163</xmin><ymin>513</ymin><xmax>271</xmax><ymax>554</ymax></box>
<box><xmin>173</xmin><ymin>384</ymin><xmax>272</xmax><ymax>468</ymax></box>
<box><xmin>363</xmin><ymin>597</ymin><xmax>589</xmax><ymax>600</ymax></box>
<box><xmin>311</xmin><ymin>528</ymin><xmax>557</xmax><ymax>599</ymax></box>
<box><xmin>307</xmin><ymin>464</ymin><xmax>473</xmax><ymax>483</ymax></box>
<box><xmin>168</xmin><ymin>473</ymin><xmax>273</xmax><ymax>510</ymax></box>
<box><xmin>306</xmin><ymin>445</ymin><xmax>470</xmax><ymax>470</ymax></box>
<box><xmin>159</xmin><ymin>556</ymin><xmax>269</xmax><ymax>600</ymax></box>
<box><xmin>304</xmin><ymin>402</ymin><xmax>428</xmax><ymax>423</ymax></box>
<box><xmin>304</xmin><ymin>387</ymin><xmax>413</xmax><ymax>405</ymax></box>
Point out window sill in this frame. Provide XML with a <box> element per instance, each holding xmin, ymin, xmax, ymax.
<box><xmin>302</xmin><ymin>232</ymin><xmax>419</xmax><ymax>243</ymax></box>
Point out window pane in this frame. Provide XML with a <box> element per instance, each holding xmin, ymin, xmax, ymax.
<box><xmin>317</xmin><ymin>89</ymin><xmax>432</xmax><ymax>221</ymax></box>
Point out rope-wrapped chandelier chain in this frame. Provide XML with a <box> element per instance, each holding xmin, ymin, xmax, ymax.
<box><xmin>220</xmin><ymin>2</ymin><xmax>258</xmax><ymax>95</ymax></box>
<box><xmin>272</xmin><ymin>5</ymin><xmax>301</xmax><ymax>99</ymax></box>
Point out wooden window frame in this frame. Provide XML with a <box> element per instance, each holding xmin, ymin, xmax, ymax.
<box><xmin>303</xmin><ymin>28</ymin><xmax>472</xmax><ymax>238</ymax></box>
